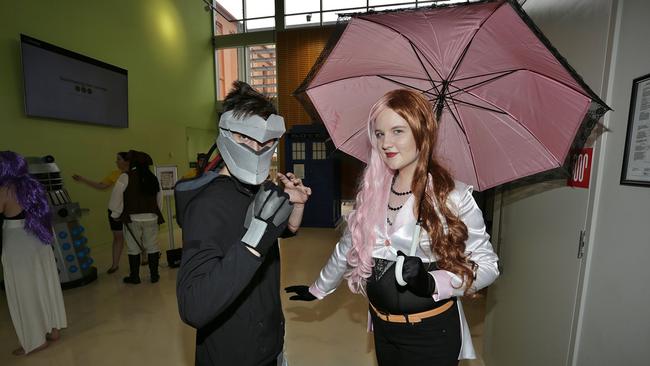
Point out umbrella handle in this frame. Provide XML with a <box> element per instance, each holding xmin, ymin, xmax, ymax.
<box><xmin>395</xmin><ymin>223</ymin><xmax>422</xmax><ymax>287</ymax></box>
<box><xmin>395</xmin><ymin>256</ymin><xmax>407</xmax><ymax>287</ymax></box>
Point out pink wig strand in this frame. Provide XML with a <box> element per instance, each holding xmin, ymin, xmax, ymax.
<box><xmin>344</xmin><ymin>103</ymin><xmax>395</xmax><ymax>295</ymax></box>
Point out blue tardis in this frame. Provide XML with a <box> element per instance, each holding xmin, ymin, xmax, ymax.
<box><xmin>284</xmin><ymin>124</ymin><xmax>341</xmax><ymax>227</ymax></box>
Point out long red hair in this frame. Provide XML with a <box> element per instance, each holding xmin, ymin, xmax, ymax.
<box><xmin>345</xmin><ymin>89</ymin><xmax>476</xmax><ymax>295</ymax></box>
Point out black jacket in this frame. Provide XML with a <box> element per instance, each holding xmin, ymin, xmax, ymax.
<box><xmin>176</xmin><ymin>175</ymin><xmax>291</xmax><ymax>366</ymax></box>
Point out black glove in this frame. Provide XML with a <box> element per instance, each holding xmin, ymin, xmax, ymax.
<box><xmin>242</xmin><ymin>181</ymin><xmax>293</xmax><ymax>257</ymax></box>
<box><xmin>284</xmin><ymin>285</ymin><xmax>317</xmax><ymax>301</ymax></box>
<box><xmin>397</xmin><ymin>250</ymin><xmax>436</xmax><ymax>297</ymax></box>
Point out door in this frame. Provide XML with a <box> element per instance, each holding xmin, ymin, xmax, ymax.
<box><xmin>484</xmin><ymin>186</ymin><xmax>587</xmax><ymax>366</ymax></box>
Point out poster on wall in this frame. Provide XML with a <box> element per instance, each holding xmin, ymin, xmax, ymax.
<box><xmin>621</xmin><ymin>73</ymin><xmax>650</xmax><ymax>186</ymax></box>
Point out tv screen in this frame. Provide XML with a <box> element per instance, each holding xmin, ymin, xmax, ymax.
<box><xmin>20</xmin><ymin>34</ymin><xmax>128</xmax><ymax>128</ymax></box>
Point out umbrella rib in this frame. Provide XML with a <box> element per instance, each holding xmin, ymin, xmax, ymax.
<box><xmin>304</xmin><ymin>74</ymin><xmax>438</xmax><ymax>91</ymax></box>
<box><xmin>355</xmin><ymin>17</ymin><xmax>445</xmax><ymax>86</ymax></box>
<box><xmin>378</xmin><ymin>75</ymin><xmax>431</xmax><ymax>94</ymax></box>
<box><xmin>446</xmin><ymin>3</ymin><xmax>504</xmax><ymax>83</ymax></box>
<box><xmin>446</xmin><ymin>67</ymin><xmax>596</xmax><ymax>122</ymax></box>
<box><xmin>447</xmin><ymin>96</ymin><xmax>509</xmax><ymax>115</ymax></box>
<box><xmin>448</xmin><ymin>68</ymin><xmax>594</xmax><ymax>103</ymax></box>
<box><xmin>337</xmin><ymin>125</ymin><xmax>367</xmax><ymax>151</ymax></box>
<box><xmin>444</xmin><ymin>97</ymin><xmax>482</xmax><ymax>189</ymax></box>
<box><xmin>476</xmin><ymin>87</ymin><xmax>561</xmax><ymax>164</ymax></box>
<box><xmin>450</xmin><ymin>69</ymin><xmax>520</xmax><ymax>84</ymax></box>
<box><xmin>450</xmin><ymin>86</ymin><xmax>515</xmax><ymax>119</ymax></box>
<box><xmin>447</xmin><ymin>70</ymin><xmax>520</xmax><ymax>97</ymax></box>
<box><xmin>442</xmin><ymin>96</ymin><xmax>468</xmax><ymax>139</ymax></box>
<box><xmin>408</xmin><ymin>40</ymin><xmax>442</xmax><ymax>95</ymax></box>
<box><xmin>449</xmin><ymin>90</ymin><xmax>563</xmax><ymax>168</ymax></box>
<box><xmin>519</xmin><ymin>68</ymin><xmax>598</xmax><ymax>101</ymax></box>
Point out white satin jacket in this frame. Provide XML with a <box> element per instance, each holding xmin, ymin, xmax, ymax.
<box><xmin>308</xmin><ymin>180</ymin><xmax>500</xmax><ymax>359</ymax></box>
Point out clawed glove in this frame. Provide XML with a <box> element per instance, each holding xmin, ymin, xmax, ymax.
<box><xmin>397</xmin><ymin>250</ymin><xmax>436</xmax><ymax>297</ymax></box>
<box><xmin>242</xmin><ymin>181</ymin><xmax>293</xmax><ymax>256</ymax></box>
<box><xmin>284</xmin><ymin>285</ymin><xmax>317</xmax><ymax>301</ymax></box>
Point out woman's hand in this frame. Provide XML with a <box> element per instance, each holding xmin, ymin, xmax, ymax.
<box><xmin>397</xmin><ymin>251</ymin><xmax>437</xmax><ymax>297</ymax></box>
<box><xmin>277</xmin><ymin>172</ymin><xmax>311</xmax><ymax>205</ymax></box>
<box><xmin>284</xmin><ymin>285</ymin><xmax>317</xmax><ymax>301</ymax></box>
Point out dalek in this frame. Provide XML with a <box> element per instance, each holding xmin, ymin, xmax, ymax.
<box><xmin>27</xmin><ymin>155</ymin><xmax>97</xmax><ymax>289</ymax></box>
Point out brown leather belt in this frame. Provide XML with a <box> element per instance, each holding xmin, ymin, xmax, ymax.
<box><xmin>370</xmin><ymin>300</ymin><xmax>454</xmax><ymax>324</ymax></box>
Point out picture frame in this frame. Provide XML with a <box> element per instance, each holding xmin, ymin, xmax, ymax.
<box><xmin>154</xmin><ymin>165</ymin><xmax>178</xmax><ymax>196</ymax></box>
<box><xmin>620</xmin><ymin>73</ymin><xmax>650</xmax><ymax>186</ymax></box>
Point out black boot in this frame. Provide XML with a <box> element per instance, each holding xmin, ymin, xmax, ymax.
<box><xmin>123</xmin><ymin>254</ymin><xmax>141</xmax><ymax>284</ymax></box>
<box><xmin>148</xmin><ymin>252</ymin><xmax>160</xmax><ymax>283</ymax></box>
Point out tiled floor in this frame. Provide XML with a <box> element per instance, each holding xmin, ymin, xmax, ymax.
<box><xmin>0</xmin><ymin>227</ymin><xmax>486</xmax><ymax>365</ymax></box>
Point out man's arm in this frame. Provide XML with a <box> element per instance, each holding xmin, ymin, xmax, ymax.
<box><xmin>176</xmin><ymin>197</ymin><xmax>264</xmax><ymax>329</ymax></box>
<box><xmin>277</xmin><ymin>172</ymin><xmax>311</xmax><ymax>233</ymax></box>
<box><xmin>287</xmin><ymin>203</ymin><xmax>304</xmax><ymax>233</ymax></box>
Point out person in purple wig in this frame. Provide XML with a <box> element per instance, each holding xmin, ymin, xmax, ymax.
<box><xmin>0</xmin><ymin>151</ymin><xmax>67</xmax><ymax>356</ymax></box>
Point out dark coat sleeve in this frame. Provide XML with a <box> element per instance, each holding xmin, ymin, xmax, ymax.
<box><xmin>176</xmin><ymin>193</ymin><xmax>263</xmax><ymax>329</ymax></box>
<box><xmin>280</xmin><ymin>226</ymin><xmax>296</xmax><ymax>239</ymax></box>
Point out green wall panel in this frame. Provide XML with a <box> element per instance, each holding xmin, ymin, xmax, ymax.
<box><xmin>0</xmin><ymin>0</ymin><xmax>217</xmax><ymax>249</ymax></box>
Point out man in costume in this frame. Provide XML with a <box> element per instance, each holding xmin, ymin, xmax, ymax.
<box><xmin>176</xmin><ymin>81</ymin><xmax>311</xmax><ymax>366</ymax></box>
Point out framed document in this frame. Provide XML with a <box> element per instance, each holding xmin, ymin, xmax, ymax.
<box><xmin>621</xmin><ymin>73</ymin><xmax>650</xmax><ymax>186</ymax></box>
<box><xmin>155</xmin><ymin>165</ymin><xmax>178</xmax><ymax>196</ymax></box>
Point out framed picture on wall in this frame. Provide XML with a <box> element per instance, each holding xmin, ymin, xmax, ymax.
<box><xmin>155</xmin><ymin>165</ymin><xmax>178</xmax><ymax>196</ymax></box>
<box><xmin>621</xmin><ymin>73</ymin><xmax>650</xmax><ymax>186</ymax></box>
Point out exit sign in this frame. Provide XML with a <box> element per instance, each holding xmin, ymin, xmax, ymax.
<box><xmin>567</xmin><ymin>148</ymin><xmax>593</xmax><ymax>188</ymax></box>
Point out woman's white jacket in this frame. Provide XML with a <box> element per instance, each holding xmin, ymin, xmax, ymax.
<box><xmin>308</xmin><ymin>180</ymin><xmax>500</xmax><ymax>360</ymax></box>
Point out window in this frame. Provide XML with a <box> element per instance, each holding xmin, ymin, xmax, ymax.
<box><xmin>292</xmin><ymin>142</ymin><xmax>306</xmax><ymax>160</ymax></box>
<box><xmin>322</xmin><ymin>0</ymin><xmax>366</xmax><ymax>11</ymax></box>
<box><xmin>248</xmin><ymin>44</ymin><xmax>276</xmax><ymax>98</ymax></box>
<box><xmin>214</xmin><ymin>1</ymin><xmax>472</xmax><ymax>100</ymax></box>
<box><xmin>284</xmin><ymin>0</ymin><xmax>320</xmax><ymax>27</ymax></box>
<box><xmin>369</xmin><ymin>0</ymin><xmax>411</xmax><ymax>6</ymax></box>
<box><xmin>216</xmin><ymin>47</ymin><xmax>243</xmax><ymax>100</ymax></box>
<box><xmin>312</xmin><ymin>142</ymin><xmax>327</xmax><ymax>160</ymax></box>
<box><xmin>284</xmin><ymin>0</ymin><xmax>441</xmax><ymax>27</ymax></box>
<box><xmin>215</xmin><ymin>0</ymin><xmax>275</xmax><ymax>33</ymax></box>
<box><xmin>215</xmin><ymin>44</ymin><xmax>276</xmax><ymax>101</ymax></box>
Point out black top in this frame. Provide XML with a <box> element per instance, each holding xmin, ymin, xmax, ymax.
<box><xmin>1</xmin><ymin>211</ymin><xmax>26</xmax><ymax>220</ymax></box>
<box><xmin>366</xmin><ymin>258</ymin><xmax>450</xmax><ymax>314</ymax></box>
<box><xmin>176</xmin><ymin>175</ymin><xmax>294</xmax><ymax>366</ymax></box>
<box><xmin>0</xmin><ymin>212</ymin><xmax>24</xmax><ymax>252</ymax></box>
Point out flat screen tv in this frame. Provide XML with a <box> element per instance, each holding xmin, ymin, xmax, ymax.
<box><xmin>20</xmin><ymin>34</ymin><xmax>128</xmax><ymax>128</ymax></box>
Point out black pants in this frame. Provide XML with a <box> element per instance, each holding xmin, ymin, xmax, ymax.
<box><xmin>371</xmin><ymin>302</ymin><xmax>461</xmax><ymax>366</ymax></box>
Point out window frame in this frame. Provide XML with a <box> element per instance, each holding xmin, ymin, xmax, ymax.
<box><xmin>212</xmin><ymin>0</ymin><xmax>481</xmax><ymax>102</ymax></box>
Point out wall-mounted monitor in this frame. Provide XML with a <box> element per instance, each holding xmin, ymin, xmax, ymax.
<box><xmin>20</xmin><ymin>34</ymin><xmax>128</xmax><ymax>128</ymax></box>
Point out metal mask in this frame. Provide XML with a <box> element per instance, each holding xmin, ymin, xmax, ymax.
<box><xmin>216</xmin><ymin>110</ymin><xmax>285</xmax><ymax>185</ymax></box>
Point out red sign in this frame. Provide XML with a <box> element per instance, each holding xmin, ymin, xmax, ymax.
<box><xmin>567</xmin><ymin>148</ymin><xmax>593</xmax><ymax>188</ymax></box>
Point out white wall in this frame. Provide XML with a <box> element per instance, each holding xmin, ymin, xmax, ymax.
<box><xmin>575</xmin><ymin>1</ymin><xmax>650</xmax><ymax>364</ymax></box>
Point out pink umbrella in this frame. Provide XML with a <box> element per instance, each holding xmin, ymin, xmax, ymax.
<box><xmin>295</xmin><ymin>0</ymin><xmax>609</xmax><ymax>191</ymax></box>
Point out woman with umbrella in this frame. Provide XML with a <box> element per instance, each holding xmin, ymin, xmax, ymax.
<box><xmin>286</xmin><ymin>89</ymin><xmax>499</xmax><ymax>365</ymax></box>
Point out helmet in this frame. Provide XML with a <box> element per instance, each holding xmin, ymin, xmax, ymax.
<box><xmin>216</xmin><ymin>110</ymin><xmax>285</xmax><ymax>185</ymax></box>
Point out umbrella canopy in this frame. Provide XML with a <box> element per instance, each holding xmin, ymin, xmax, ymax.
<box><xmin>295</xmin><ymin>0</ymin><xmax>609</xmax><ymax>191</ymax></box>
